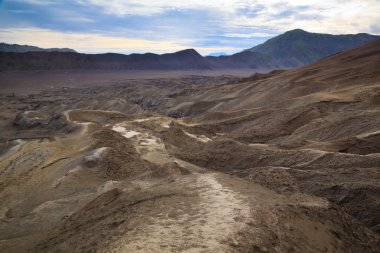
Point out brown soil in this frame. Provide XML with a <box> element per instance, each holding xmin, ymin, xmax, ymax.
<box><xmin>1</xmin><ymin>41</ymin><xmax>380</xmax><ymax>252</ymax></box>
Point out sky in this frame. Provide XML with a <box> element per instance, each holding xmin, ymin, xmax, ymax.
<box><xmin>0</xmin><ymin>0</ymin><xmax>380</xmax><ymax>55</ymax></box>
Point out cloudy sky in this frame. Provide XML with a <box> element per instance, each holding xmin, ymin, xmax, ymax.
<box><xmin>0</xmin><ymin>0</ymin><xmax>379</xmax><ymax>55</ymax></box>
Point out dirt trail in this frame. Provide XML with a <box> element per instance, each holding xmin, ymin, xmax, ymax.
<box><xmin>1</xmin><ymin>100</ymin><xmax>379</xmax><ymax>253</ymax></box>
<box><xmin>107</xmin><ymin>118</ymin><xmax>252</xmax><ymax>252</ymax></box>
<box><xmin>102</xmin><ymin>172</ymin><xmax>251</xmax><ymax>253</ymax></box>
<box><xmin>112</xmin><ymin>122</ymin><xmax>170</xmax><ymax>165</ymax></box>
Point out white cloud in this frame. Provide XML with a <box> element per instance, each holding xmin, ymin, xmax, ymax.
<box><xmin>2</xmin><ymin>0</ymin><xmax>379</xmax><ymax>54</ymax></box>
<box><xmin>75</xmin><ymin>0</ymin><xmax>242</xmax><ymax>16</ymax></box>
<box><xmin>224</xmin><ymin>0</ymin><xmax>380</xmax><ymax>34</ymax></box>
<box><xmin>74</xmin><ymin>0</ymin><xmax>380</xmax><ymax>34</ymax></box>
<box><xmin>224</xmin><ymin>32</ymin><xmax>275</xmax><ymax>38</ymax></box>
<box><xmin>59</xmin><ymin>17</ymin><xmax>95</xmax><ymax>23</ymax></box>
<box><xmin>11</xmin><ymin>0</ymin><xmax>57</xmax><ymax>5</ymax></box>
<box><xmin>0</xmin><ymin>28</ymin><xmax>237</xmax><ymax>55</ymax></box>
<box><xmin>8</xmin><ymin>9</ymin><xmax>37</xmax><ymax>13</ymax></box>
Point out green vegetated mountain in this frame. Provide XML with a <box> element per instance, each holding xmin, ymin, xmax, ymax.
<box><xmin>247</xmin><ymin>29</ymin><xmax>380</xmax><ymax>67</ymax></box>
<box><xmin>0</xmin><ymin>42</ymin><xmax>76</xmax><ymax>53</ymax></box>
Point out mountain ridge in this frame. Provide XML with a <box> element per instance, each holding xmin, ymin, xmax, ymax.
<box><xmin>247</xmin><ymin>29</ymin><xmax>380</xmax><ymax>67</ymax></box>
<box><xmin>0</xmin><ymin>48</ymin><xmax>212</xmax><ymax>71</ymax></box>
<box><xmin>1</xmin><ymin>29</ymin><xmax>379</xmax><ymax>71</ymax></box>
<box><xmin>0</xmin><ymin>42</ymin><xmax>77</xmax><ymax>53</ymax></box>
<box><xmin>205</xmin><ymin>50</ymin><xmax>280</xmax><ymax>70</ymax></box>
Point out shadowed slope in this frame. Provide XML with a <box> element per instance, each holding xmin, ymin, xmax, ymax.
<box><xmin>248</xmin><ymin>29</ymin><xmax>380</xmax><ymax>67</ymax></box>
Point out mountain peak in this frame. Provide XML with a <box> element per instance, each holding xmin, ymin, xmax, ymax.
<box><xmin>247</xmin><ymin>30</ymin><xmax>380</xmax><ymax>67</ymax></box>
<box><xmin>285</xmin><ymin>28</ymin><xmax>308</xmax><ymax>34</ymax></box>
<box><xmin>175</xmin><ymin>48</ymin><xmax>201</xmax><ymax>55</ymax></box>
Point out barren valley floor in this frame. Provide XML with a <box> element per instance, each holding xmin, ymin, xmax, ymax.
<box><xmin>1</xmin><ymin>40</ymin><xmax>380</xmax><ymax>253</ymax></box>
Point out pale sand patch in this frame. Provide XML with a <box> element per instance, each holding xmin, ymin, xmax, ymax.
<box><xmin>112</xmin><ymin>122</ymin><xmax>169</xmax><ymax>165</ymax></box>
<box><xmin>83</xmin><ymin>147</ymin><xmax>109</xmax><ymax>164</ymax></box>
<box><xmin>133</xmin><ymin>118</ymin><xmax>151</xmax><ymax>123</ymax></box>
<box><xmin>0</xmin><ymin>139</ymin><xmax>27</xmax><ymax>163</ymax></box>
<box><xmin>11</xmin><ymin>139</ymin><xmax>27</xmax><ymax>152</ymax></box>
<box><xmin>356</xmin><ymin>130</ymin><xmax>380</xmax><ymax>138</ymax></box>
<box><xmin>112</xmin><ymin>125</ymin><xmax>141</xmax><ymax>138</ymax></box>
<box><xmin>134</xmin><ymin>117</ymin><xmax>171</xmax><ymax>128</ymax></box>
<box><xmin>248</xmin><ymin>143</ymin><xmax>270</xmax><ymax>148</ymax></box>
<box><xmin>183</xmin><ymin>131</ymin><xmax>212</xmax><ymax>143</ymax></box>
<box><xmin>137</xmin><ymin>134</ymin><xmax>169</xmax><ymax>165</ymax></box>
<box><xmin>92</xmin><ymin>147</ymin><xmax>109</xmax><ymax>159</ymax></box>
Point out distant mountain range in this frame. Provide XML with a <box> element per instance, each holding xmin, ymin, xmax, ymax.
<box><xmin>0</xmin><ymin>43</ymin><xmax>76</xmax><ymax>53</ymax></box>
<box><xmin>205</xmin><ymin>51</ymin><xmax>279</xmax><ymax>70</ymax></box>
<box><xmin>246</xmin><ymin>29</ymin><xmax>380</xmax><ymax>67</ymax></box>
<box><xmin>205</xmin><ymin>29</ymin><xmax>379</xmax><ymax>69</ymax></box>
<box><xmin>0</xmin><ymin>49</ymin><xmax>211</xmax><ymax>71</ymax></box>
<box><xmin>0</xmin><ymin>29</ymin><xmax>379</xmax><ymax>71</ymax></box>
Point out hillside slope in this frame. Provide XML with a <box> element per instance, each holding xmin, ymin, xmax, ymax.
<box><xmin>134</xmin><ymin>40</ymin><xmax>380</xmax><ymax>233</ymax></box>
<box><xmin>247</xmin><ymin>29</ymin><xmax>380</xmax><ymax>67</ymax></box>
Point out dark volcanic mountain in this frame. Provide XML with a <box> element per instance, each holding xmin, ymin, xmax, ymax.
<box><xmin>0</xmin><ymin>42</ymin><xmax>76</xmax><ymax>53</ymax></box>
<box><xmin>247</xmin><ymin>29</ymin><xmax>380</xmax><ymax>67</ymax></box>
<box><xmin>0</xmin><ymin>48</ymin><xmax>211</xmax><ymax>71</ymax></box>
<box><xmin>205</xmin><ymin>51</ymin><xmax>279</xmax><ymax>70</ymax></box>
<box><xmin>1</xmin><ymin>29</ymin><xmax>379</xmax><ymax>71</ymax></box>
<box><xmin>207</xmin><ymin>29</ymin><xmax>379</xmax><ymax>70</ymax></box>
